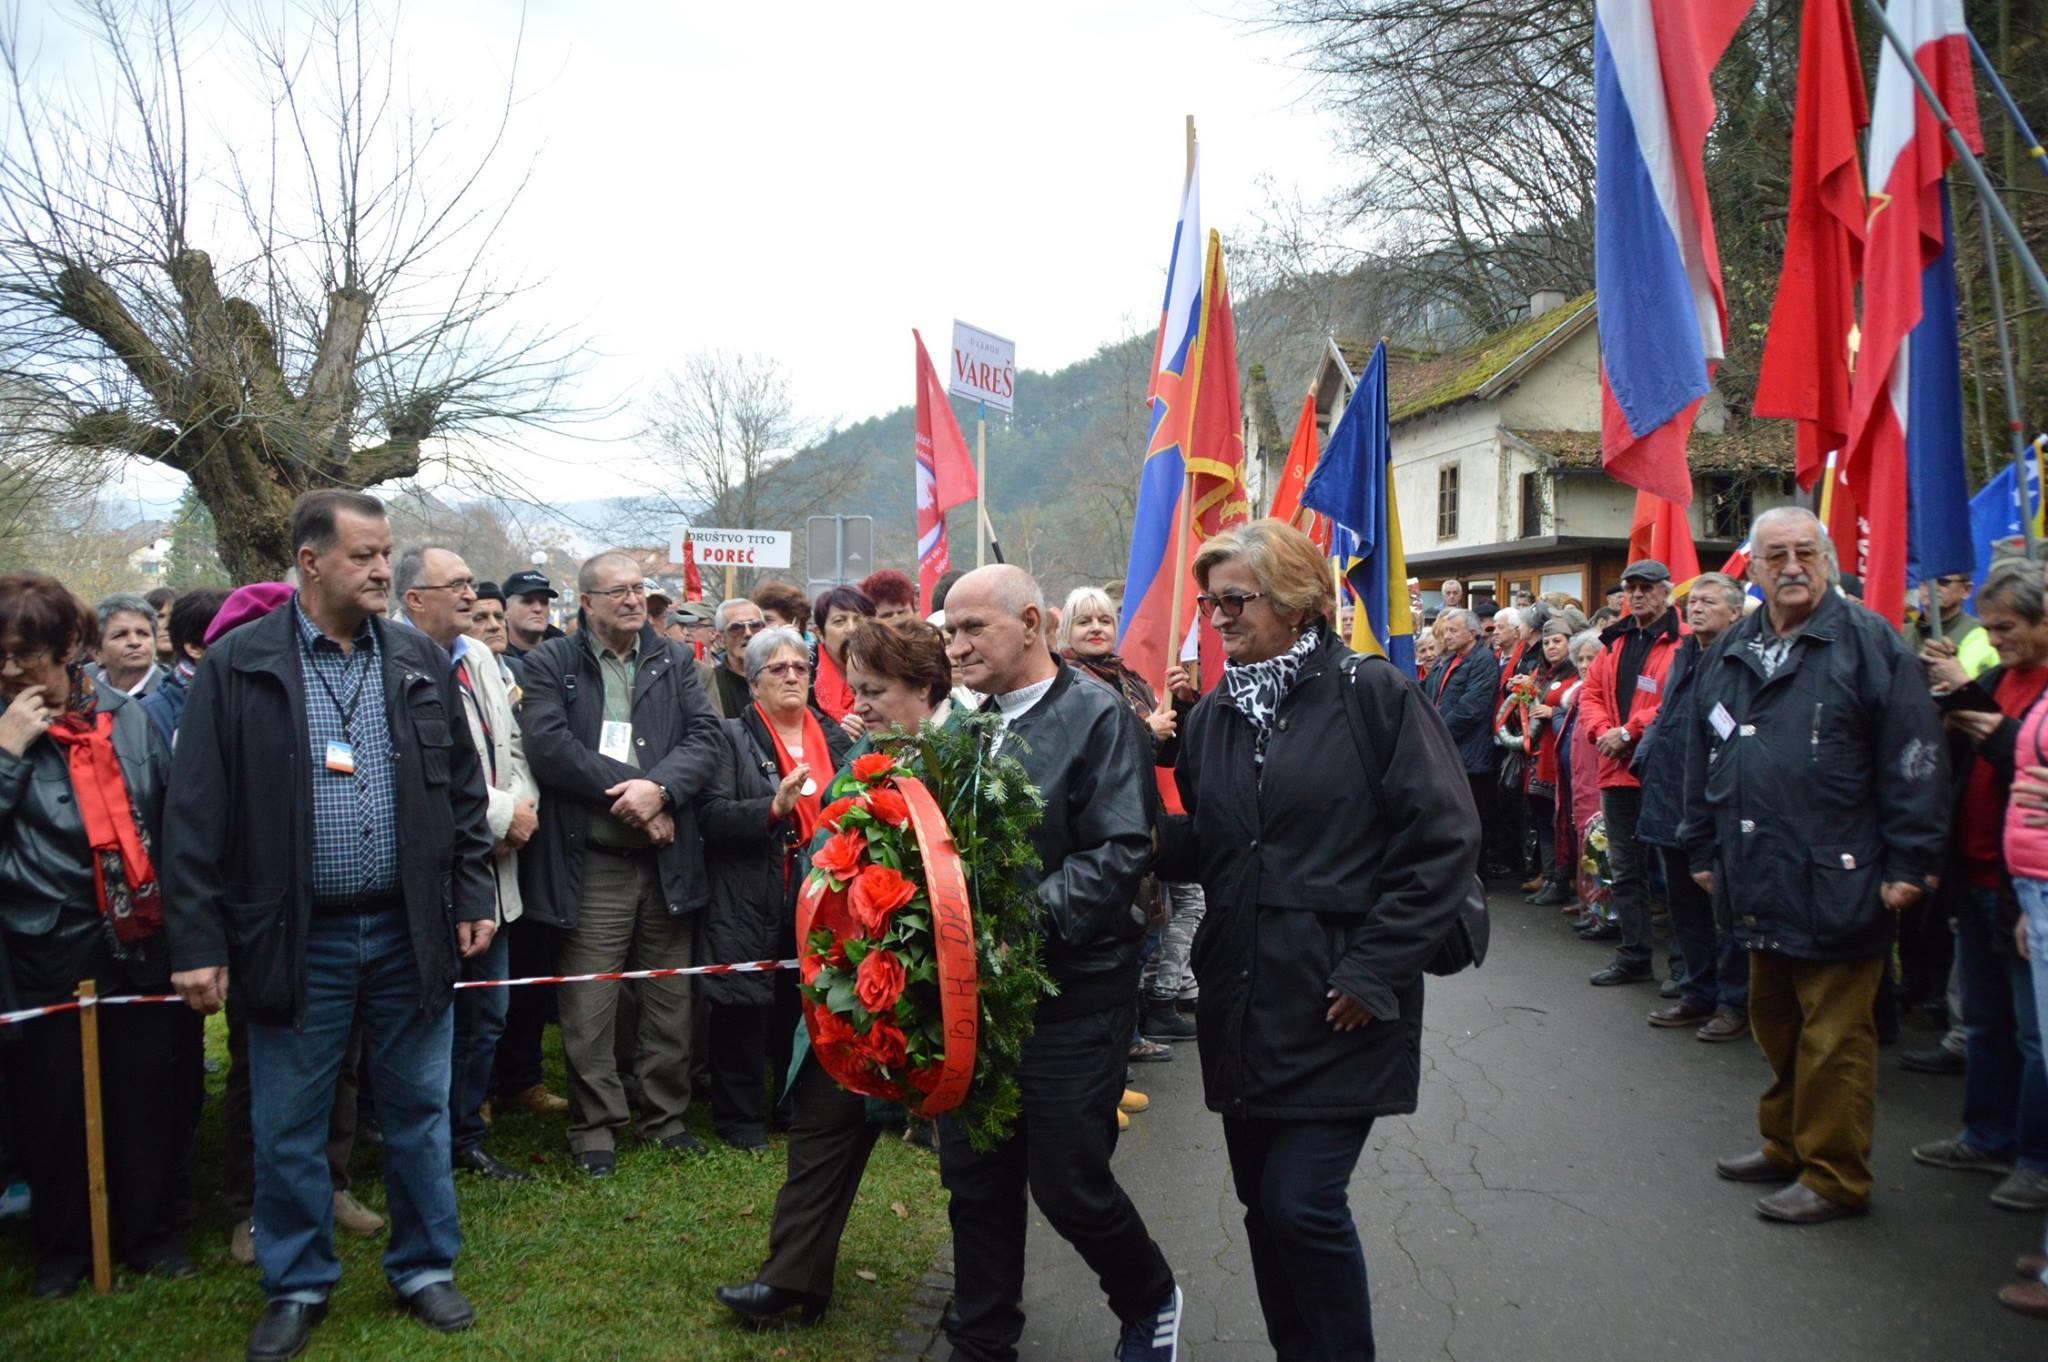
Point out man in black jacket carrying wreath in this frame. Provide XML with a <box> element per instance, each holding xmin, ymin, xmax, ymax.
<box><xmin>939</xmin><ymin>565</ymin><xmax>1181</xmax><ymax>1362</ymax></box>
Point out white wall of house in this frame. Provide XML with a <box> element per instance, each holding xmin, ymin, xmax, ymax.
<box><xmin>1391</xmin><ymin>403</ymin><xmax>1506</xmax><ymax>548</ymax></box>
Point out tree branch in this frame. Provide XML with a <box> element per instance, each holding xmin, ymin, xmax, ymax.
<box><xmin>341</xmin><ymin>433</ymin><xmax>420</xmax><ymax>487</ymax></box>
<box><xmin>62</xmin><ymin>408</ymin><xmax>192</xmax><ymax>471</ymax></box>
<box><xmin>53</xmin><ymin>263</ymin><xmax>181</xmax><ymax>409</ymax></box>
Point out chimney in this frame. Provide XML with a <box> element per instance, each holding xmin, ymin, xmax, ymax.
<box><xmin>1528</xmin><ymin>288</ymin><xmax>1568</xmax><ymax>319</ymax></box>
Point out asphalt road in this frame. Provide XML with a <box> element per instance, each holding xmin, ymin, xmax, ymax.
<box><xmin>1005</xmin><ymin>890</ymin><xmax>2045</xmax><ymax>1361</ymax></box>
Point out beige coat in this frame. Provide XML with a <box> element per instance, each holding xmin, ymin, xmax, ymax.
<box><xmin>455</xmin><ymin>643</ymin><xmax>539</xmax><ymax>923</ymax></box>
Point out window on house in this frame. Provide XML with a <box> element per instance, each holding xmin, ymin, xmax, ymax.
<box><xmin>1519</xmin><ymin>472</ymin><xmax>1542</xmax><ymax>539</ymax></box>
<box><xmin>1437</xmin><ymin>463</ymin><xmax>1460</xmax><ymax>540</ymax></box>
<box><xmin>1703</xmin><ymin>476</ymin><xmax>1751</xmax><ymax>540</ymax></box>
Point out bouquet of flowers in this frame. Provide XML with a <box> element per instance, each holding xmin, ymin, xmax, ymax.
<box><xmin>796</xmin><ymin>712</ymin><xmax>1052</xmax><ymax>1152</ymax></box>
<box><xmin>1578</xmin><ymin>812</ymin><xmax>1615</xmax><ymax>912</ymax></box>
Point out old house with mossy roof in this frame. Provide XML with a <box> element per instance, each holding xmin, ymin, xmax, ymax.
<box><xmin>1291</xmin><ymin>289</ymin><xmax>1798</xmax><ymax>610</ymax></box>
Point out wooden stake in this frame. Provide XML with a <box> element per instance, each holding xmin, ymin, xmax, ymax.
<box><xmin>723</xmin><ymin>565</ymin><xmax>736</xmax><ymax>601</ymax></box>
<box><xmin>76</xmin><ymin>979</ymin><xmax>112</xmax><ymax>1294</ymax></box>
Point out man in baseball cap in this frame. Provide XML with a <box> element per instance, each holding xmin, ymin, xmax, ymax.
<box><xmin>500</xmin><ymin>569</ymin><xmax>563</xmax><ymax>662</ymax></box>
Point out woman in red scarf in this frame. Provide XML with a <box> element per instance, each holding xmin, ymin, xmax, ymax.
<box><xmin>1522</xmin><ymin>614</ymin><xmax>1586</xmax><ymax>906</ymax></box>
<box><xmin>695</xmin><ymin>626</ymin><xmax>854</xmax><ymax>1151</ymax></box>
<box><xmin>0</xmin><ymin>572</ymin><xmax>186</xmax><ymax>1296</ymax></box>
<box><xmin>807</xmin><ymin>585</ymin><xmax>875</xmax><ymax>727</ymax></box>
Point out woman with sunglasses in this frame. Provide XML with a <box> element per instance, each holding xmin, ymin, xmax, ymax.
<box><xmin>1153</xmin><ymin>519</ymin><xmax>1477</xmax><ymax>1362</ymax></box>
<box><xmin>0</xmin><ymin>572</ymin><xmax>187</xmax><ymax>1296</ymax></box>
<box><xmin>696</xmin><ymin>626</ymin><xmax>854</xmax><ymax>1152</ymax></box>
<box><xmin>716</xmin><ymin>617</ymin><xmax>951</xmax><ymax>1326</ymax></box>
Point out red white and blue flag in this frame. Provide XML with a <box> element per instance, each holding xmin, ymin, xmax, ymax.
<box><xmin>1593</xmin><ymin>0</ymin><xmax>1753</xmax><ymax>505</ymax></box>
<box><xmin>1116</xmin><ymin>150</ymin><xmax>1248</xmax><ymax>693</ymax></box>
<box><xmin>1841</xmin><ymin>0</ymin><xmax>1982</xmax><ymax>626</ymax></box>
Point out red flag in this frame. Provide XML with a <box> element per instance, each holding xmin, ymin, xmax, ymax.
<box><xmin>681</xmin><ymin>535</ymin><xmax>704</xmax><ymax>602</ymax></box>
<box><xmin>1753</xmin><ymin>0</ymin><xmax>1869</xmax><ymax>491</ymax></box>
<box><xmin>1266</xmin><ymin>390</ymin><xmax>1332</xmax><ymax>556</ymax></box>
<box><xmin>1818</xmin><ymin>451</ymin><xmax>1867</xmax><ymax>578</ymax></box>
<box><xmin>1181</xmin><ymin>233</ymin><xmax>1252</xmax><ymax>686</ymax></box>
<box><xmin>1628</xmin><ymin>489</ymin><xmax>1701</xmax><ymax>584</ymax></box>
<box><xmin>914</xmin><ymin>330</ymin><xmax>978</xmax><ymax>614</ymax></box>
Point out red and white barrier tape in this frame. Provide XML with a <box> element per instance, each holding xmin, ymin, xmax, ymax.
<box><xmin>0</xmin><ymin>958</ymin><xmax>799</xmax><ymax>1028</ymax></box>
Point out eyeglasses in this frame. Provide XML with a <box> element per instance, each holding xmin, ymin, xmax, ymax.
<box><xmin>760</xmin><ymin>661</ymin><xmax>810</xmax><ymax>679</ymax></box>
<box><xmin>725</xmin><ymin>619</ymin><xmax>767</xmax><ymax>635</ymax></box>
<box><xmin>0</xmin><ymin>647</ymin><xmax>52</xmax><ymax>670</ymax></box>
<box><xmin>413</xmin><ymin>578</ymin><xmax>477</xmax><ymax>596</ymax></box>
<box><xmin>587</xmin><ymin>584</ymin><xmax>647</xmax><ymax>601</ymax></box>
<box><xmin>1195</xmin><ymin>591</ymin><xmax>1268</xmax><ymax>619</ymax></box>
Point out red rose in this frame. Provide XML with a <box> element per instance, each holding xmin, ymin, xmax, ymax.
<box><xmin>859</xmin><ymin>1017</ymin><xmax>908</xmax><ymax>1069</ymax></box>
<box><xmin>850</xmin><ymin>863</ymin><xmax>917</xmax><ymax>934</ymax></box>
<box><xmin>812</xmin><ymin>828</ymin><xmax>867</xmax><ymax>880</ymax></box>
<box><xmin>811</xmin><ymin>1005</ymin><xmax>857</xmax><ymax>1050</ymax></box>
<box><xmin>862</xmin><ymin>785</ymin><xmax>910</xmax><ymax>829</ymax></box>
<box><xmin>855</xmin><ymin>948</ymin><xmax>907</xmax><ymax>1014</ymax></box>
<box><xmin>851</xmin><ymin>752</ymin><xmax>897</xmax><ymax>784</ymax></box>
<box><xmin>818</xmin><ymin>795</ymin><xmax>858</xmax><ymax>830</ymax></box>
<box><xmin>907</xmin><ymin>1061</ymin><xmax>946</xmax><ymax>1095</ymax></box>
<box><xmin>820</xmin><ymin>937</ymin><xmax>850</xmax><ymax>971</ymax></box>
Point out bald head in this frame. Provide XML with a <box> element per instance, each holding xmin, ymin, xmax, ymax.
<box><xmin>944</xmin><ymin>564</ymin><xmax>1056</xmax><ymax>695</ymax></box>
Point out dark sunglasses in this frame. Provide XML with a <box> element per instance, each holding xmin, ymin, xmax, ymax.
<box><xmin>1195</xmin><ymin>591</ymin><xmax>1268</xmax><ymax>619</ymax></box>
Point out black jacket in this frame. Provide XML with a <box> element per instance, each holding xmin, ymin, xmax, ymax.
<box><xmin>986</xmin><ymin>660</ymin><xmax>1153</xmax><ymax>1021</ymax></box>
<box><xmin>162</xmin><ymin>606</ymin><xmax>498</xmax><ymax>1025</ymax></box>
<box><xmin>518</xmin><ymin>622</ymin><xmax>722</xmax><ymax>928</ymax></box>
<box><xmin>1159</xmin><ymin>637</ymin><xmax>1479</xmax><ymax>1120</ymax></box>
<box><xmin>0</xmin><ymin>689</ymin><xmax>170</xmax><ymax>1009</ymax></box>
<box><xmin>1426</xmin><ymin>643</ymin><xmax>1502</xmax><ymax>774</ymax></box>
<box><xmin>694</xmin><ymin>708</ymin><xmax>852</xmax><ymax>1005</ymax></box>
<box><xmin>1932</xmin><ymin>663</ymin><xmax>2029</xmax><ymax>951</ymax></box>
<box><xmin>1679</xmin><ymin>592</ymin><xmax>1949</xmax><ymax>961</ymax></box>
<box><xmin>1632</xmin><ymin>633</ymin><xmax>1705</xmax><ymax>849</ymax></box>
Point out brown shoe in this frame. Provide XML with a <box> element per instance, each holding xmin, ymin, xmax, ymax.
<box><xmin>2016</xmin><ymin>1253</ymin><xmax>2048</xmax><ymax>1279</ymax></box>
<box><xmin>1755</xmin><ymin>1182</ymin><xmax>1865</xmax><ymax>1224</ymax></box>
<box><xmin>332</xmin><ymin>1190</ymin><xmax>385</xmax><ymax>1237</ymax></box>
<box><xmin>512</xmin><ymin>1083</ymin><xmax>569</xmax><ymax>1116</ymax></box>
<box><xmin>1521</xmin><ymin>876</ymin><xmax>1544</xmax><ymax>893</ymax></box>
<box><xmin>1649</xmin><ymin>1001</ymin><xmax>1716</xmax><ymax>1028</ymax></box>
<box><xmin>1716</xmin><ymin>1150</ymin><xmax>1799</xmax><ymax>1183</ymax></box>
<box><xmin>1998</xmin><ymin>1279</ymin><xmax>2048</xmax><ymax>1319</ymax></box>
<box><xmin>229</xmin><ymin>1218</ymin><xmax>255</xmax><ymax>1266</ymax></box>
<box><xmin>1696</xmin><ymin>1009</ymin><xmax>1749</xmax><ymax>1043</ymax></box>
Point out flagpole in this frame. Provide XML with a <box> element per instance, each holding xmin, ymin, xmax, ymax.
<box><xmin>1965</xmin><ymin>30</ymin><xmax>2048</xmax><ymax>182</ymax></box>
<box><xmin>1970</xmin><ymin>184</ymin><xmax>2041</xmax><ymax>558</ymax></box>
<box><xmin>1163</xmin><ymin>114</ymin><xmax>1197</xmax><ymax>694</ymax></box>
<box><xmin>976</xmin><ymin>400</ymin><xmax>988</xmax><ymax>568</ymax></box>
<box><xmin>1860</xmin><ymin>0</ymin><xmax>2048</xmax><ymax>316</ymax></box>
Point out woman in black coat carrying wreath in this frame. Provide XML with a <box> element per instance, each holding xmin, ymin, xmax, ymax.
<box><xmin>1156</xmin><ymin>519</ymin><xmax>1478</xmax><ymax>1362</ymax></box>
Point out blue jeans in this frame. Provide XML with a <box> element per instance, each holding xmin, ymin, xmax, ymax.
<box><xmin>248</xmin><ymin>909</ymin><xmax>460</xmax><ymax>1302</ymax></box>
<box><xmin>1957</xmin><ymin>886</ymin><xmax>2048</xmax><ymax>1173</ymax></box>
<box><xmin>2012</xmin><ymin>879</ymin><xmax>2048</xmax><ymax>1279</ymax></box>
<box><xmin>449</xmin><ymin>922</ymin><xmax>510</xmax><ymax>1154</ymax></box>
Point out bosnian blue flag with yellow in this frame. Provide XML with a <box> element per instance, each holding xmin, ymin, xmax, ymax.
<box><xmin>1301</xmin><ymin>342</ymin><xmax>1413</xmax><ymax>671</ymax></box>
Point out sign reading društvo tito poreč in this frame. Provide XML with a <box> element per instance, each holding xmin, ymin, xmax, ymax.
<box><xmin>948</xmin><ymin>321</ymin><xmax>1015</xmax><ymax>414</ymax></box>
<box><xmin>670</xmin><ymin>528</ymin><xmax>792</xmax><ymax>570</ymax></box>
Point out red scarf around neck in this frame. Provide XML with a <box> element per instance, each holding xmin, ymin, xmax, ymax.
<box><xmin>46</xmin><ymin>709</ymin><xmax>163</xmax><ymax>944</ymax></box>
<box><xmin>756</xmin><ymin>701</ymin><xmax>831</xmax><ymax>846</ymax></box>
<box><xmin>812</xmin><ymin>645</ymin><xmax>855</xmax><ymax>723</ymax></box>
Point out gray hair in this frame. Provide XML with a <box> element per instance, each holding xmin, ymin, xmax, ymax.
<box><xmin>1979</xmin><ymin>559</ymin><xmax>2046</xmax><ymax>623</ymax></box>
<box><xmin>96</xmin><ymin>592</ymin><xmax>155</xmax><ymax>631</ymax></box>
<box><xmin>1439</xmin><ymin>607</ymin><xmax>1479</xmax><ymax>634</ymax></box>
<box><xmin>1747</xmin><ymin>506</ymin><xmax>1840</xmax><ymax>586</ymax></box>
<box><xmin>1057</xmin><ymin>586</ymin><xmax>1117</xmax><ymax>650</ymax></box>
<box><xmin>1494</xmin><ymin>606</ymin><xmax>1522</xmax><ymax>634</ymax></box>
<box><xmin>743</xmin><ymin>625</ymin><xmax>808</xmax><ymax>683</ymax></box>
<box><xmin>578</xmin><ymin>550</ymin><xmax>641</xmax><ymax>593</ymax></box>
<box><xmin>1568</xmin><ymin>627</ymin><xmax>1604</xmax><ymax>664</ymax></box>
<box><xmin>714</xmin><ymin>597</ymin><xmax>761</xmax><ymax>631</ymax></box>
<box><xmin>393</xmin><ymin>544</ymin><xmax>453</xmax><ymax>608</ymax></box>
<box><xmin>1690</xmin><ymin>571</ymin><xmax>1747</xmax><ymax>613</ymax></box>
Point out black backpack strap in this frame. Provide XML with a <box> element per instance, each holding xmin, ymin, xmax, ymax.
<box><xmin>1335</xmin><ymin>651</ymin><xmax>1392</xmax><ymax>809</ymax></box>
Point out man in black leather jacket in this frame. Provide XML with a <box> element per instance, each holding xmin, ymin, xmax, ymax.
<box><xmin>938</xmin><ymin>565</ymin><xmax>1180</xmax><ymax>1362</ymax></box>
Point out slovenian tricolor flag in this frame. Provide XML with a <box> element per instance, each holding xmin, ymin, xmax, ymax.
<box><xmin>1841</xmin><ymin>0</ymin><xmax>1982</xmax><ymax>627</ymax></box>
<box><xmin>1592</xmin><ymin>0</ymin><xmax>1752</xmax><ymax>505</ymax></box>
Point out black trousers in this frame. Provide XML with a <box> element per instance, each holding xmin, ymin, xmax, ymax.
<box><xmin>491</xmin><ymin>914</ymin><xmax>558</xmax><ymax>1101</ymax></box>
<box><xmin>1466</xmin><ymin>773</ymin><xmax>1502</xmax><ymax>870</ymax></box>
<box><xmin>2</xmin><ymin>941</ymin><xmax>185</xmax><ymax>1279</ymax></box>
<box><xmin>938</xmin><ymin>1002</ymin><xmax>1174</xmax><ymax>1362</ymax></box>
<box><xmin>757</xmin><ymin>1058</ymin><xmax>883</xmax><ymax>1298</ymax></box>
<box><xmin>1223</xmin><ymin>1117</ymin><xmax>1376</xmax><ymax>1362</ymax></box>
<box><xmin>1602</xmin><ymin>786</ymin><xmax>1654</xmax><ymax>971</ymax></box>
<box><xmin>707</xmin><ymin>977</ymin><xmax>802</xmax><ymax>1140</ymax></box>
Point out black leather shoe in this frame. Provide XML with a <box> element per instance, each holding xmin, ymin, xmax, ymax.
<box><xmin>1899</xmin><ymin>1046</ymin><xmax>1966</xmax><ymax>1075</ymax></box>
<box><xmin>246</xmin><ymin>1300</ymin><xmax>327</xmax><ymax>1362</ymax></box>
<box><xmin>454</xmin><ymin>1145</ymin><xmax>534</xmax><ymax>1182</ymax></box>
<box><xmin>660</xmin><ymin>1132</ymin><xmax>710</xmax><ymax>1157</ymax></box>
<box><xmin>30</xmin><ymin>1263</ymin><xmax>86</xmax><ymax>1299</ymax></box>
<box><xmin>401</xmin><ymin>1281</ymin><xmax>476</xmax><ymax>1333</ymax></box>
<box><xmin>573</xmin><ymin>1149</ymin><xmax>616</xmax><ymax>1178</ymax></box>
<box><xmin>1590</xmin><ymin>963</ymin><xmax>1654</xmax><ymax>987</ymax></box>
<box><xmin>718</xmin><ymin>1127</ymin><xmax>770</xmax><ymax>1154</ymax></box>
<box><xmin>716</xmin><ymin>1279</ymin><xmax>827</xmax><ymax>1325</ymax></box>
<box><xmin>1527</xmin><ymin>878</ymin><xmax>1575</xmax><ymax>906</ymax></box>
<box><xmin>1576</xmin><ymin>920</ymin><xmax>1621</xmax><ymax>942</ymax></box>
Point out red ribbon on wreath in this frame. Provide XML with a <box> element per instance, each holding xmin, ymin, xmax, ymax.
<box><xmin>796</xmin><ymin>772</ymin><xmax>979</xmax><ymax>1116</ymax></box>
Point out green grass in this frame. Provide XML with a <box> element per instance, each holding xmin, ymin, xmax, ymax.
<box><xmin>0</xmin><ymin>1012</ymin><xmax>951</xmax><ymax>1361</ymax></box>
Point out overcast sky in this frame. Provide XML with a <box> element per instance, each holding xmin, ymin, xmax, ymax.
<box><xmin>54</xmin><ymin>0</ymin><xmax>1349</xmax><ymax>521</ymax></box>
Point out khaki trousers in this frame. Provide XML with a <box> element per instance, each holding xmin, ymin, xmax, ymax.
<box><xmin>558</xmin><ymin>851</ymin><xmax>695</xmax><ymax>1153</ymax></box>
<box><xmin>1750</xmin><ymin>950</ymin><xmax>1884</xmax><ymax>1207</ymax></box>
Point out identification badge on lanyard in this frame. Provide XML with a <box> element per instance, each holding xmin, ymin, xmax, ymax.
<box><xmin>324</xmin><ymin>740</ymin><xmax>356</xmax><ymax>774</ymax></box>
<box><xmin>599</xmin><ymin>720</ymin><xmax>634</xmax><ymax>763</ymax></box>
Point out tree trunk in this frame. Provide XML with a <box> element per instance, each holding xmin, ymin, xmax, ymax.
<box><xmin>186</xmin><ymin>429</ymin><xmax>299</xmax><ymax>583</ymax></box>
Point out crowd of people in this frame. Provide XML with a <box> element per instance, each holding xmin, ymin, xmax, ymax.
<box><xmin>3</xmin><ymin>490</ymin><xmax>2047</xmax><ymax>1362</ymax></box>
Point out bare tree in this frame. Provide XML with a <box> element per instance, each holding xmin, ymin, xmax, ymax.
<box><xmin>0</xmin><ymin>0</ymin><xmax>588</xmax><ymax>581</ymax></box>
<box><xmin>632</xmin><ymin>349</ymin><xmax>858</xmax><ymax>584</ymax></box>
